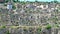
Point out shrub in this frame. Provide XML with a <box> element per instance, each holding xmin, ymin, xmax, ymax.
<box><xmin>6</xmin><ymin>30</ymin><xmax>10</xmax><ymax>34</ymax></box>
<box><xmin>37</xmin><ymin>27</ymin><xmax>41</xmax><ymax>33</ymax></box>
<box><xmin>55</xmin><ymin>24</ymin><xmax>59</xmax><ymax>28</ymax></box>
<box><xmin>4</xmin><ymin>4</ymin><xmax>7</xmax><ymax>6</ymax></box>
<box><xmin>46</xmin><ymin>24</ymin><xmax>51</xmax><ymax>29</ymax></box>
<box><xmin>1</xmin><ymin>26</ymin><xmax>6</xmax><ymax>28</ymax></box>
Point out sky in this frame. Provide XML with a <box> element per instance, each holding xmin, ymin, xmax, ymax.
<box><xmin>57</xmin><ymin>0</ymin><xmax>60</xmax><ymax>2</ymax></box>
<box><xmin>37</xmin><ymin>0</ymin><xmax>54</xmax><ymax>2</ymax></box>
<box><xmin>15</xmin><ymin>0</ymin><xmax>59</xmax><ymax>2</ymax></box>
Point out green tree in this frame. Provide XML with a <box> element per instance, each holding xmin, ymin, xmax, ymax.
<box><xmin>37</xmin><ymin>27</ymin><xmax>41</xmax><ymax>34</ymax></box>
<box><xmin>12</xmin><ymin>5</ymin><xmax>16</xmax><ymax>10</ymax></box>
<box><xmin>5</xmin><ymin>0</ymin><xmax>9</xmax><ymax>3</ymax></box>
<box><xmin>13</xmin><ymin>0</ymin><xmax>19</xmax><ymax>2</ymax></box>
<box><xmin>54</xmin><ymin>0</ymin><xmax>58</xmax><ymax>3</ymax></box>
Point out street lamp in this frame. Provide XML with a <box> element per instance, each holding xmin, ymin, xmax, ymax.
<box><xmin>7</xmin><ymin>0</ymin><xmax>13</xmax><ymax>26</ymax></box>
